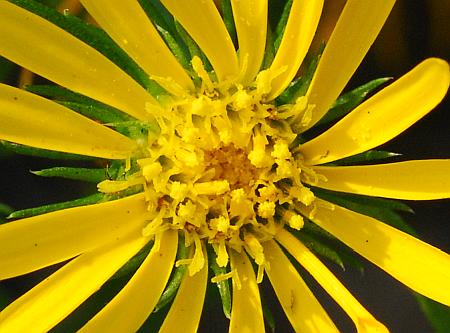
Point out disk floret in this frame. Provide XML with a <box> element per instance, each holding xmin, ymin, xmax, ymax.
<box><xmin>100</xmin><ymin>60</ymin><xmax>318</xmax><ymax>278</ymax></box>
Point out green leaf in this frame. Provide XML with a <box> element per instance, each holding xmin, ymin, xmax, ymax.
<box><xmin>208</xmin><ymin>248</ymin><xmax>232</xmax><ymax>319</ymax></box>
<box><xmin>10</xmin><ymin>0</ymin><xmax>165</xmax><ymax>96</ymax></box>
<box><xmin>261</xmin><ymin>295</ymin><xmax>276</xmax><ymax>333</ymax></box>
<box><xmin>295</xmin><ymin>218</ymin><xmax>365</xmax><ymax>272</ymax></box>
<box><xmin>276</xmin><ymin>43</ymin><xmax>324</xmax><ymax>105</ymax></box>
<box><xmin>273</xmin><ymin>0</ymin><xmax>292</xmax><ymax>53</ymax></box>
<box><xmin>312</xmin><ymin>187</ymin><xmax>415</xmax><ymax>235</ymax></box>
<box><xmin>32</xmin><ymin>167</ymin><xmax>107</xmax><ymax>183</ymax></box>
<box><xmin>25</xmin><ymin>84</ymin><xmax>131</xmax><ymax>123</ymax></box>
<box><xmin>293</xmin><ymin>225</ymin><xmax>364</xmax><ymax>273</ymax></box>
<box><xmin>220</xmin><ymin>0</ymin><xmax>238</xmax><ymax>47</ymax></box>
<box><xmin>0</xmin><ymin>141</ymin><xmax>95</xmax><ymax>160</ymax></box>
<box><xmin>155</xmin><ymin>25</ymin><xmax>191</xmax><ymax>71</ymax></box>
<box><xmin>8</xmin><ymin>193</ymin><xmax>104</xmax><ymax>219</ymax></box>
<box><xmin>0</xmin><ymin>203</ymin><xmax>13</xmax><ymax>217</ymax></box>
<box><xmin>317</xmin><ymin>77</ymin><xmax>391</xmax><ymax>126</ymax></box>
<box><xmin>261</xmin><ymin>25</ymin><xmax>276</xmax><ymax>70</ymax></box>
<box><xmin>109</xmin><ymin>241</ymin><xmax>153</xmax><ymax>282</ymax></box>
<box><xmin>294</xmin><ymin>231</ymin><xmax>345</xmax><ymax>269</ymax></box>
<box><xmin>415</xmin><ymin>294</ymin><xmax>450</xmax><ymax>333</ymax></box>
<box><xmin>154</xmin><ymin>237</ymin><xmax>189</xmax><ymax>312</ymax></box>
<box><xmin>326</xmin><ymin>150</ymin><xmax>400</xmax><ymax>166</ymax></box>
<box><xmin>175</xmin><ymin>21</ymin><xmax>213</xmax><ymax>74</ymax></box>
<box><xmin>139</xmin><ymin>0</ymin><xmax>191</xmax><ymax>70</ymax></box>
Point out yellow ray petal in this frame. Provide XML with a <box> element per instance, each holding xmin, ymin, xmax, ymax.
<box><xmin>79</xmin><ymin>230</ymin><xmax>178</xmax><ymax>333</ymax></box>
<box><xmin>229</xmin><ymin>250</ymin><xmax>265</xmax><ymax>333</ymax></box>
<box><xmin>312</xmin><ymin>160</ymin><xmax>450</xmax><ymax>200</ymax></box>
<box><xmin>297</xmin><ymin>199</ymin><xmax>450</xmax><ymax>306</ymax></box>
<box><xmin>0</xmin><ymin>2</ymin><xmax>155</xmax><ymax>120</ymax></box>
<box><xmin>276</xmin><ymin>230</ymin><xmax>389</xmax><ymax>333</ymax></box>
<box><xmin>267</xmin><ymin>0</ymin><xmax>323</xmax><ymax>100</ymax></box>
<box><xmin>304</xmin><ymin>0</ymin><xmax>396</xmax><ymax>131</ymax></box>
<box><xmin>0</xmin><ymin>237</ymin><xmax>147</xmax><ymax>333</ymax></box>
<box><xmin>0</xmin><ymin>84</ymin><xmax>136</xmax><ymax>159</ymax></box>
<box><xmin>263</xmin><ymin>240</ymin><xmax>339</xmax><ymax>333</ymax></box>
<box><xmin>160</xmin><ymin>0</ymin><xmax>239</xmax><ymax>81</ymax></box>
<box><xmin>230</xmin><ymin>0</ymin><xmax>267</xmax><ymax>83</ymax></box>
<box><xmin>300</xmin><ymin>58</ymin><xmax>450</xmax><ymax>165</ymax></box>
<box><xmin>80</xmin><ymin>0</ymin><xmax>194</xmax><ymax>94</ymax></box>
<box><xmin>0</xmin><ymin>194</ymin><xmax>147</xmax><ymax>280</ymax></box>
<box><xmin>159</xmin><ymin>245</ymin><xmax>208</xmax><ymax>333</ymax></box>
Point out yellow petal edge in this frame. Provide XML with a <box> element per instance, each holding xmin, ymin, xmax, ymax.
<box><xmin>312</xmin><ymin>160</ymin><xmax>450</xmax><ymax>200</ymax></box>
<box><xmin>300</xmin><ymin>58</ymin><xmax>450</xmax><ymax>165</ymax></box>
<box><xmin>276</xmin><ymin>230</ymin><xmax>389</xmax><ymax>333</ymax></box>
<box><xmin>297</xmin><ymin>199</ymin><xmax>450</xmax><ymax>306</ymax></box>
<box><xmin>79</xmin><ymin>230</ymin><xmax>178</xmax><ymax>332</ymax></box>
<box><xmin>229</xmin><ymin>250</ymin><xmax>265</xmax><ymax>333</ymax></box>
<box><xmin>263</xmin><ymin>240</ymin><xmax>339</xmax><ymax>333</ymax></box>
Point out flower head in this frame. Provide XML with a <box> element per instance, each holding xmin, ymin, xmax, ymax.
<box><xmin>0</xmin><ymin>0</ymin><xmax>449</xmax><ymax>332</ymax></box>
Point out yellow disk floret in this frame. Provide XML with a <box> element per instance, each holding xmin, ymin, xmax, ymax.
<box><xmin>99</xmin><ymin>57</ymin><xmax>320</xmax><ymax>276</ymax></box>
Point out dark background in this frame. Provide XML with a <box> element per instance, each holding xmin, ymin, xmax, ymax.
<box><xmin>0</xmin><ymin>1</ymin><xmax>449</xmax><ymax>332</ymax></box>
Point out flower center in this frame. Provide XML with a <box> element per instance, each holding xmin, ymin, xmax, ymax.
<box><xmin>98</xmin><ymin>57</ymin><xmax>320</xmax><ymax>278</ymax></box>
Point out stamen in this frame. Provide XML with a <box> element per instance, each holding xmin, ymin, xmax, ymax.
<box><xmin>257</xmin><ymin>201</ymin><xmax>276</xmax><ymax>219</ymax></box>
<box><xmin>188</xmin><ymin>232</ymin><xmax>205</xmax><ymax>275</ymax></box>
<box><xmin>213</xmin><ymin>240</ymin><xmax>229</xmax><ymax>267</ymax></box>
<box><xmin>127</xmin><ymin>59</ymin><xmax>327</xmax><ymax>280</ymax></box>
<box><xmin>150</xmin><ymin>74</ymin><xmax>187</xmax><ymax>98</ymax></box>
<box><xmin>97</xmin><ymin>176</ymin><xmax>143</xmax><ymax>193</ymax></box>
<box><xmin>211</xmin><ymin>270</ymin><xmax>235</xmax><ymax>283</ymax></box>
<box><xmin>194</xmin><ymin>180</ymin><xmax>230</xmax><ymax>195</ymax></box>
<box><xmin>192</xmin><ymin>56</ymin><xmax>214</xmax><ymax>93</ymax></box>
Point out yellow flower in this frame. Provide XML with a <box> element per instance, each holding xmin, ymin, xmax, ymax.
<box><xmin>0</xmin><ymin>1</ymin><xmax>449</xmax><ymax>332</ymax></box>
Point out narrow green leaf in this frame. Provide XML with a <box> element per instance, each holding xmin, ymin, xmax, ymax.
<box><xmin>139</xmin><ymin>0</ymin><xmax>174</xmax><ymax>31</ymax></box>
<box><xmin>293</xmin><ymin>225</ymin><xmax>364</xmax><ymax>273</ymax></box>
<box><xmin>32</xmin><ymin>167</ymin><xmax>107</xmax><ymax>183</ymax></box>
<box><xmin>154</xmin><ymin>237</ymin><xmax>189</xmax><ymax>312</ymax></box>
<box><xmin>155</xmin><ymin>25</ymin><xmax>191</xmax><ymax>70</ymax></box>
<box><xmin>317</xmin><ymin>77</ymin><xmax>391</xmax><ymax>126</ymax></box>
<box><xmin>220</xmin><ymin>0</ymin><xmax>238</xmax><ymax>47</ymax></box>
<box><xmin>110</xmin><ymin>120</ymin><xmax>160</xmax><ymax>141</ymax></box>
<box><xmin>208</xmin><ymin>248</ymin><xmax>232</xmax><ymax>319</ymax></box>
<box><xmin>25</xmin><ymin>84</ymin><xmax>131</xmax><ymax>123</ymax></box>
<box><xmin>312</xmin><ymin>187</ymin><xmax>415</xmax><ymax>235</ymax></box>
<box><xmin>0</xmin><ymin>203</ymin><xmax>13</xmax><ymax>217</ymax></box>
<box><xmin>276</xmin><ymin>43</ymin><xmax>324</xmax><ymax>105</ymax></box>
<box><xmin>261</xmin><ymin>25</ymin><xmax>275</xmax><ymax>70</ymax></box>
<box><xmin>294</xmin><ymin>232</ymin><xmax>345</xmax><ymax>270</ymax></box>
<box><xmin>415</xmin><ymin>294</ymin><xmax>450</xmax><ymax>333</ymax></box>
<box><xmin>261</xmin><ymin>295</ymin><xmax>276</xmax><ymax>333</ymax></box>
<box><xmin>326</xmin><ymin>150</ymin><xmax>401</xmax><ymax>166</ymax></box>
<box><xmin>0</xmin><ymin>141</ymin><xmax>95</xmax><ymax>160</ymax></box>
<box><xmin>295</xmin><ymin>218</ymin><xmax>365</xmax><ymax>272</ymax></box>
<box><xmin>312</xmin><ymin>187</ymin><xmax>414</xmax><ymax>213</ymax></box>
<box><xmin>8</xmin><ymin>193</ymin><xmax>104</xmax><ymax>219</ymax></box>
<box><xmin>59</xmin><ymin>101</ymin><xmax>130</xmax><ymax>125</ymax></box>
<box><xmin>138</xmin><ymin>0</ymin><xmax>191</xmax><ymax>70</ymax></box>
<box><xmin>175</xmin><ymin>21</ymin><xmax>213</xmax><ymax>74</ymax></box>
<box><xmin>273</xmin><ymin>0</ymin><xmax>292</xmax><ymax>52</ymax></box>
<box><xmin>110</xmin><ymin>241</ymin><xmax>153</xmax><ymax>282</ymax></box>
<box><xmin>10</xmin><ymin>0</ymin><xmax>165</xmax><ymax>96</ymax></box>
